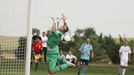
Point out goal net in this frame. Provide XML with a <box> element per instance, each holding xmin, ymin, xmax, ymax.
<box><xmin>0</xmin><ymin>36</ymin><xmax>26</xmax><ymax>75</ymax></box>
<box><xmin>0</xmin><ymin>0</ymin><xmax>31</xmax><ymax>75</ymax></box>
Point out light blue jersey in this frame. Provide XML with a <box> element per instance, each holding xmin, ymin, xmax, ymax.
<box><xmin>79</xmin><ymin>43</ymin><xmax>93</xmax><ymax>60</ymax></box>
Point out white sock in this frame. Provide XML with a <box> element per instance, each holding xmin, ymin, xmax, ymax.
<box><xmin>119</xmin><ymin>68</ymin><xmax>122</xmax><ymax>75</ymax></box>
<box><xmin>122</xmin><ymin>69</ymin><xmax>126</xmax><ymax>75</ymax></box>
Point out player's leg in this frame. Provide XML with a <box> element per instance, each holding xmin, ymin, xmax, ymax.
<box><xmin>81</xmin><ymin>60</ymin><xmax>88</xmax><ymax>75</ymax></box>
<box><xmin>58</xmin><ymin>54</ymin><xmax>76</xmax><ymax>66</ymax></box>
<box><xmin>119</xmin><ymin>66</ymin><xmax>123</xmax><ymax>75</ymax></box>
<box><xmin>46</xmin><ymin>46</ymin><xmax>69</xmax><ymax>74</ymax></box>
<box><xmin>122</xmin><ymin>59</ymin><xmax>128</xmax><ymax>75</ymax></box>
<box><xmin>119</xmin><ymin>59</ymin><xmax>123</xmax><ymax>75</ymax></box>
<box><xmin>122</xmin><ymin>66</ymin><xmax>127</xmax><ymax>75</ymax></box>
<box><xmin>35</xmin><ymin>60</ymin><xmax>39</xmax><ymax>71</ymax></box>
<box><xmin>58</xmin><ymin>55</ymin><xmax>67</xmax><ymax>63</ymax></box>
<box><xmin>77</xmin><ymin>60</ymin><xmax>81</xmax><ymax>75</ymax></box>
<box><xmin>82</xmin><ymin>65</ymin><xmax>88</xmax><ymax>75</ymax></box>
<box><xmin>119</xmin><ymin>59</ymin><xmax>128</xmax><ymax>75</ymax></box>
<box><xmin>43</xmin><ymin>47</ymin><xmax>47</xmax><ymax>62</ymax></box>
<box><xmin>34</xmin><ymin>53</ymin><xmax>41</xmax><ymax>71</ymax></box>
<box><xmin>47</xmin><ymin>54</ymin><xmax>72</xmax><ymax>73</ymax></box>
<box><xmin>46</xmin><ymin>51</ymin><xmax>58</xmax><ymax>74</ymax></box>
<box><xmin>57</xmin><ymin>54</ymin><xmax>75</xmax><ymax>70</ymax></box>
<box><xmin>77</xmin><ymin>59</ymin><xmax>86</xmax><ymax>75</ymax></box>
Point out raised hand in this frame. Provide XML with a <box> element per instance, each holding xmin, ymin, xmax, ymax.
<box><xmin>61</xmin><ymin>13</ymin><xmax>67</xmax><ymax>22</ymax></box>
<box><xmin>50</xmin><ymin>17</ymin><xmax>55</xmax><ymax>23</ymax></box>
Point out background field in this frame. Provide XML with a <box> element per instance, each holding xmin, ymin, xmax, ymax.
<box><xmin>30</xmin><ymin>63</ymin><xmax>134</xmax><ymax>75</ymax></box>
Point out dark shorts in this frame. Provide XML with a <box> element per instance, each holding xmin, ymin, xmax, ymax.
<box><xmin>42</xmin><ymin>47</ymin><xmax>47</xmax><ymax>62</ymax></box>
<box><xmin>43</xmin><ymin>47</ymin><xmax>47</xmax><ymax>52</ymax></box>
<box><xmin>80</xmin><ymin>59</ymin><xmax>89</xmax><ymax>65</ymax></box>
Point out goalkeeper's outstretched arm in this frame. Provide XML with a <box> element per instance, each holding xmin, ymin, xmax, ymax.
<box><xmin>51</xmin><ymin>17</ymin><xmax>57</xmax><ymax>33</ymax></box>
<box><xmin>62</xmin><ymin>14</ymin><xmax>67</xmax><ymax>26</ymax></box>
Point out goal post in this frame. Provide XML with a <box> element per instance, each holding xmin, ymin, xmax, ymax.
<box><xmin>25</xmin><ymin>0</ymin><xmax>32</xmax><ymax>75</ymax></box>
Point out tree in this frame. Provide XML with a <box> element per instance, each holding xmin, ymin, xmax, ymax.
<box><xmin>128</xmin><ymin>40</ymin><xmax>134</xmax><ymax>64</ymax></box>
<box><xmin>46</xmin><ymin>26</ymin><xmax>134</xmax><ymax>64</ymax></box>
<box><xmin>102</xmin><ymin>35</ymin><xmax>120</xmax><ymax>64</ymax></box>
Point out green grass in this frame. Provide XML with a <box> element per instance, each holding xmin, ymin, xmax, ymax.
<box><xmin>30</xmin><ymin>63</ymin><xmax>134</xmax><ymax>75</ymax></box>
<box><xmin>0</xmin><ymin>62</ymin><xmax>133</xmax><ymax>75</ymax></box>
<box><xmin>0</xmin><ymin>61</ymin><xmax>133</xmax><ymax>75</ymax></box>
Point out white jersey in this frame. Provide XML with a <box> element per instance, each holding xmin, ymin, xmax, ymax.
<box><xmin>41</xmin><ymin>35</ymin><xmax>48</xmax><ymax>47</ymax></box>
<box><xmin>119</xmin><ymin>45</ymin><xmax>131</xmax><ymax>60</ymax></box>
<box><xmin>66</xmin><ymin>54</ymin><xmax>77</xmax><ymax>62</ymax></box>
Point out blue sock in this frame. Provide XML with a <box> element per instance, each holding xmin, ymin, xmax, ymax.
<box><xmin>82</xmin><ymin>66</ymin><xmax>87</xmax><ymax>75</ymax></box>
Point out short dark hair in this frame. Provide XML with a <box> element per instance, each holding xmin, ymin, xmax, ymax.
<box><xmin>43</xmin><ymin>32</ymin><xmax>45</xmax><ymax>34</ymax></box>
<box><xmin>84</xmin><ymin>37</ymin><xmax>89</xmax><ymax>41</ymax></box>
<box><xmin>63</xmin><ymin>22</ymin><xmax>69</xmax><ymax>32</ymax></box>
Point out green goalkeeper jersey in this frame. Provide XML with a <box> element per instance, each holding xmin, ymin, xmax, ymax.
<box><xmin>47</xmin><ymin>29</ymin><xmax>64</xmax><ymax>49</ymax></box>
<box><xmin>46</xmin><ymin>29</ymin><xmax>71</xmax><ymax>72</ymax></box>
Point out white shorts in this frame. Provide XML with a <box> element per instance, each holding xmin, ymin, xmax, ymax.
<box><xmin>120</xmin><ymin>58</ymin><xmax>128</xmax><ymax>66</ymax></box>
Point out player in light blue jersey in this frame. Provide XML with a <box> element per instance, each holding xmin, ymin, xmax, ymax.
<box><xmin>78</xmin><ymin>38</ymin><xmax>93</xmax><ymax>75</ymax></box>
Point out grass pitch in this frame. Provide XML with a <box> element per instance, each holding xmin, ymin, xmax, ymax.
<box><xmin>30</xmin><ymin>63</ymin><xmax>134</xmax><ymax>75</ymax></box>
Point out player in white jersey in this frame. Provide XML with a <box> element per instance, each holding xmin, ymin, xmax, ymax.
<box><xmin>66</xmin><ymin>50</ymin><xmax>77</xmax><ymax>64</ymax></box>
<box><xmin>41</xmin><ymin>32</ymin><xmax>48</xmax><ymax>62</ymax></box>
<box><xmin>119</xmin><ymin>40</ymin><xmax>131</xmax><ymax>75</ymax></box>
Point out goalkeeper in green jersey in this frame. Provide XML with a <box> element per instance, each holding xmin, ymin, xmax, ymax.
<box><xmin>46</xmin><ymin>14</ymin><xmax>76</xmax><ymax>74</ymax></box>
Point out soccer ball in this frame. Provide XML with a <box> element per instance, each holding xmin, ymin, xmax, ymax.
<box><xmin>63</xmin><ymin>34</ymin><xmax>71</xmax><ymax>41</ymax></box>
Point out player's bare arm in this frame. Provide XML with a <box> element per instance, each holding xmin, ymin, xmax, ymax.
<box><xmin>79</xmin><ymin>49</ymin><xmax>84</xmax><ymax>54</ymax></box>
<box><xmin>62</xmin><ymin>14</ymin><xmax>67</xmax><ymax>26</ymax></box>
<box><xmin>128</xmin><ymin>53</ymin><xmax>131</xmax><ymax>62</ymax></box>
<box><xmin>91</xmin><ymin>51</ymin><xmax>94</xmax><ymax>58</ymax></box>
<box><xmin>51</xmin><ymin>17</ymin><xmax>57</xmax><ymax>33</ymax></box>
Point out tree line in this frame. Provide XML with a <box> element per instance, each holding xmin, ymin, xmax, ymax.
<box><xmin>59</xmin><ymin>27</ymin><xmax>134</xmax><ymax>64</ymax></box>
<box><xmin>16</xmin><ymin>27</ymin><xmax>134</xmax><ymax>64</ymax></box>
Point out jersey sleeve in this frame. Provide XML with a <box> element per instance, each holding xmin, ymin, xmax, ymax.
<box><xmin>72</xmin><ymin>55</ymin><xmax>77</xmax><ymax>60</ymax></box>
<box><xmin>90</xmin><ymin>45</ymin><xmax>93</xmax><ymax>51</ymax></box>
<box><xmin>119</xmin><ymin>46</ymin><xmax>122</xmax><ymax>53</ymax></box>
<box><xmin>128</xmin><ymin>47</ymin><xmax>131</xmax><ymax>54</ymax></box>
<box><xmin>79</xmin><ymin>43</ymin><xmax>84</xmax><ymax>51</ymax></box>
<box><xmin>66</xmin><ymin>55</ymin><xmax>69</xmax><ymax>59</ymax></box>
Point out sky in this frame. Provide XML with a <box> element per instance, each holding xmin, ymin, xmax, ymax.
<box><xmin>0</xmin><ymin>0</ymin><xmax>134</xmax><ymax>37</ymax></box>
